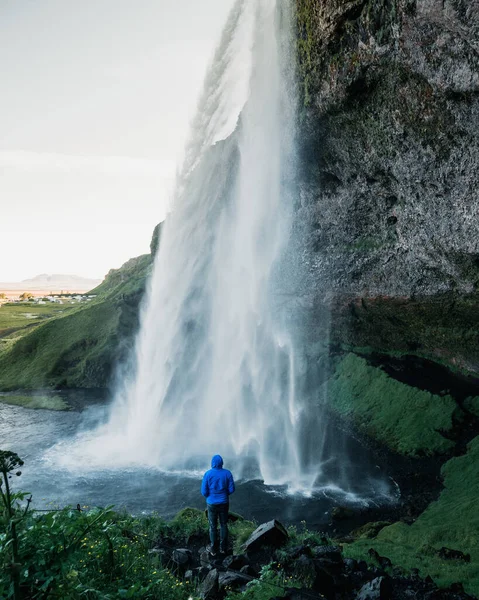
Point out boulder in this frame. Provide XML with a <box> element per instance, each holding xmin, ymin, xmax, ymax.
<box><xmin>312</xmin><ymin>546</ymin><xmax>343</xmax><ymax>563</ymax></box>
<box><xmin>199</xmin><ymin>568</ymin><xmax>219</xmax><ymax>600</ymax></box>
<box><xmin>193</xmin><ymin>566</ymin><xmax>212</xmax><ymax>581</ymax></box>
<box><xmin>242</xmin><ymin>519</ymin><xmax>289</xmax><ymax>552</ymax></box>
<box><xmin>240</xmin><ymin>564</ymin><xmax>257</xmax><ymax>577</ymax></box>
<box><xmin>200</xmin><ymin>549</ymin><xmax>212</xmax><ymax>567</ymax></box>
<box><xmin>223</xmin><ymin>554</ymin><xmax>249</xmax><ymax>570</ymax></box>
<box><xmin>344</xmin><ymin>558</ymin><xmax>358</xmax><ymax>571</ymax></box>
<box><xmin>355</xmin><ymin>576</ymin><xmax>393</xmax><ymax>600</ymax></box>
<box><xmin>218</xmin><ymin>570</ymin><xmax>250</xmax><ymax>591</ymax></box>
<box><xmin>172</xmin><ymin>548</ymin><xmax>192</xmax><ymax>568</ymax></box>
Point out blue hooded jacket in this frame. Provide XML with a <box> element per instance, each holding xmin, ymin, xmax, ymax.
<box><xmin>201</xmin><ymin>455</ymin><xmax>235</xmax><ymax>505</ymax></box>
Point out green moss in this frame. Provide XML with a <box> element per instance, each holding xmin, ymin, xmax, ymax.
<box><xmin>0</xmin><ymin>394</ymin><xmax>69</xmax><ymax>410</ymax></box>
<box><xmin>327</xmin><ymin>353</ymin><xmax>456</xmax><ymax>455</ymax></box>
<box><xmin>351</xmin><ymin>521</ymin><xmax>392</xmax><ymax>539</ymax></box>
<box><xmin>464</xmin><ymin>397</ymin><xmax>479</xmax><ymax>418</ymax></box>
<box><xmin>343</xmin><ymin>435</ymin><xmax>479</xmax><ymax>596</ymax></box>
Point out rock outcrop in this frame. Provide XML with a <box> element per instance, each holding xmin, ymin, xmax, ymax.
<box><xmin>294</xmin><ymin>0</ymin><xmax>479</xmax><ymax>374</ymax></box>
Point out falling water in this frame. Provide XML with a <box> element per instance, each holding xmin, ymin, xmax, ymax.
<box><xmin>98</xmin><ymin>0</ymin><xmax>317</xmax><ymax>487</ymax></box>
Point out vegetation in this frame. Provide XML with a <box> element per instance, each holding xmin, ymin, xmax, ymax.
<box><xmin>343</xmin><ymin>435</ymin><xmax>479</xmax><ymax>597</ymax></box>
<box><xmin>326</xmin><ymin>353</ymin><xmax>457</xmax><ymax>456</ymax></box>
<box><xmin>0</xmin><ymin>249</ymin><xmax>155</xmax><ymax>390</ymax></box>
<box><xmin>0</xmin><ymin>303</ymin><xmax>77</xmax><ymax>343</ymax></box>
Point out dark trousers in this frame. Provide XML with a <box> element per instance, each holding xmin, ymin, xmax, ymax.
<box><xmin>207</xmin><ymin>503</ymin><xmax>229</xmax><ymax>552</ymax></box>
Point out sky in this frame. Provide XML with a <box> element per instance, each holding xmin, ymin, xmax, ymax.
<box><xmin>0</xmin><ymin>0</ymin><xmax>234</xmax><ymax>281</ymax></box>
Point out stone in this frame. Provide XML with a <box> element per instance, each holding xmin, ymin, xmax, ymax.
<box><xmin>355</xmin><ymin>576</ymin><xmax>393</xmax><ymax>600</ymax></box>
<box><xmin>218</xmin><ymin>570</ymin><xmax>250</xmax><ymax>590</ymax></box>
<box><xmin>312</xmin><ymin>545</ymin><xmax>343</xmax><ymax>563</ymax></box>
<box><xmin>193</xmin><ymin>566</ymin><xmax>212</xmax><ymax>581</ymax></box>
<box><xmin>172</xmin><ymin>548</ymin><xmax>192</xmax><ymax>567</ymax></box>
<box><xmin>223</xmin><ymin>554</ymin><xmax>248</xmax><ymax>570</ymax></box>
<box><xmin>199</xmin><ymin>568</ymin><xmax>219</xmax><ymax>600</ymax></box>
<box><xmin>184</xmin><ymin>570</ymin><xmax>193</xmax><ymax>581</ymax></box>
<box><xmin>240</xmin><ymin>564</ymin><xmax>257</xmax><ymax>577</ymax></box>
<box><xmin>242</xmin><ymin>519</ymin><xmax>289</xmax><ymax>552</ymax></box>
<box><xmin>344</xmin><ymin>558</ymin><xmax>358</xmax><ymax>571</ymax></box>
<box><xmin>200</xmin><ymin>550</ymin><xmax>212</xmax><ymax>567</ymax></box>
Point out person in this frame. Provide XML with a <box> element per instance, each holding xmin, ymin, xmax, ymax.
<box><xmin>201</xmin><ymin>454</ymin><xmax>235</xmax><ymax>556</ymax></box>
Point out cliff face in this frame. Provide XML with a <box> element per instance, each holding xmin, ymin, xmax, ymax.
<box><xmin>296</xmin><ymin>0</ymin><xmax>479</xmax><ymax>375</ymax></box>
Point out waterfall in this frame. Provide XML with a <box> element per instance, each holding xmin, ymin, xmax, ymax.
<box><xmin>99</xmin><ymin>0</ymin><xmax>319</xmax><ymax>488</ymax></box>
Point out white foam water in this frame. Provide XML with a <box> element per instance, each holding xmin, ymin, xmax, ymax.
<box><xmin>63</xmin><ymin>1</ymin><xmax>393</xmax><ymax>503</ymax></box>
<box><xmin>83</xmin><ymin>0</ymin><xmax>314</xmax><ymax>488</ymax></box>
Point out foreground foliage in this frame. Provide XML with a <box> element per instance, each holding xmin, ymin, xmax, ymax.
<box><xmin>344</xmin><ymin>435</ymin><xmax>479</xmax><ymax>597</ymax></box>
<box><xmin>0</xmin><ymin>450</ymin><xmax>192</xmax><ymax>599</ymax></box>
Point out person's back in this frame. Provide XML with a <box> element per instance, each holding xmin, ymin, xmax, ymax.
<box><xmin>201</xmin><ymin>455</ymin><xmax>235</xmax><ymax>555</ymax></box>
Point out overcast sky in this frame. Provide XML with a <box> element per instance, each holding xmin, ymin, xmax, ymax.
<box><xmin>0</xmin><ymin>0</ymin><xmax>234</xmax><ymax>281</ymax></box>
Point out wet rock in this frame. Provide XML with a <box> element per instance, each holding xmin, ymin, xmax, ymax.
<box><xmin>172</xmin><ymin>548</ymin><xmax>192</xmax><ymax>568</ymax></box>
<box><xmin>185</xmin><ymin>570</ymin><xmax>193</xmax><ymax>581</ymax></box>
<box><xmin>200</xmin><ymin>549</ymin><xmax>212</xmax><ymax>567</ymax></box>
<box><xmin>148</xmin><ymin>547</ymin><xmax>167</xmax><ymax>558</ymax></box>
<box><xmin>312</xmin><ymin>545</ymin><xmax>343</xmax><ymax>563</ymax></box>
<box><xmin>240</xmin><ymin>564</ymin><xmax>257</xmax><ymax>577</ymax></box>
<box><xmin>437</xmin><ymin>547</ymin><xmax>471</xmax><ymax>562</ymax></box>
<box><xmin>199</xmin><ymin>568</ymin><xmax>219</xmax><ymax>600</ymax></box>
<box><xmin>223</xmin><ymin>554</ymin><xmax>248</xmax><ymax>570</ymax></box>
<box><xmin>355</xmin><ymin>576</ymin><xmax>393</xmax><ymax>600</ymax></box>
<box><xmin>218</xmin><ymin>570</ymin><xmax>250</xmax><ymax>591</ymax></box>
<box><xmin>193</xmin><ymin>566</ymin><xmax>212</xmax><ymax>581</ymax></box>
<box><xmin>242</xmin><ymin>519</ymin><xmax>288</xmax><ymax>552</ymax></box>
<box><xmin>344</xmin><ymin>557</ymin><xmax>358</xmax><ymax>571</ymax></box>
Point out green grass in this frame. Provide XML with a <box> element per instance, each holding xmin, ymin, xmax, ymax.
<box><xmin>343</xmin><ymin>435</ymin><xmax>479</xmax><ymax>597</ymax></box>
<box><xmin>0</xmin><ymin>252</ymin><xmax>154</xmax><ymax>390</ymax></box>
<box><xmin>326</xmin><ymin>353</ymin><xmax>456</xmax><ymax>456</ymax></box>
<box><xmin>0</xmin><ymin>394</ymin><xmax>69</xmax><ymax>410</ymax></box>
<box><xmin>0</xmin><ymin>303</ymin><xmax>77</xmax><ymax>340</ymax></box>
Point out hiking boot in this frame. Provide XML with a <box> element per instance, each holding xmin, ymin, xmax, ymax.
<box><xmin>208</xmin><ymin>546</ymin><xmax>217</xmax><ymax>557</ymax></box>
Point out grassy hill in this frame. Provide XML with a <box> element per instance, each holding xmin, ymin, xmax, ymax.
<box><xmin>0</xmin><ymin>227</ymin><xmax>160</xmax><ymax>391</ymax></box>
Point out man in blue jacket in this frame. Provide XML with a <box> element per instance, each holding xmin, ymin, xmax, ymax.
<box><xmin>201</xmin><ymin>454</ymin><xmax>235</xmax><ymax>556</ymax></box>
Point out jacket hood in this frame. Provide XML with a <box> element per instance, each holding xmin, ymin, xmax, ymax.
<box><xmin>211</xmin><ymin>454</ymin><xmax>223</xmax><ymax>468</ymax></box>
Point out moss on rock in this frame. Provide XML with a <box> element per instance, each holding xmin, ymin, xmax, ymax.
<box><xmin>343</xmin><ymin>435</ymin><xmax>479</xmax><ymax>596</ymax></box>
<box><xmin>326</xmin><ymin>353</ymin><xmax>456</xmax><ymax>456</ymax></box>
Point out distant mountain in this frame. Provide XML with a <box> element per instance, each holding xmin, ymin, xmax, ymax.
<box><xmin>0</xmin><ymin>274</ymin><xmax>103</xmax><ymax>291</ymax></box>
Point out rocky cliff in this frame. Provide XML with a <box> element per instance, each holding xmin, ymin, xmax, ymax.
<box><xmin>295</xmin><ymin>0</ymin><xmax>479</xmax><ymax>375</ymax></box>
